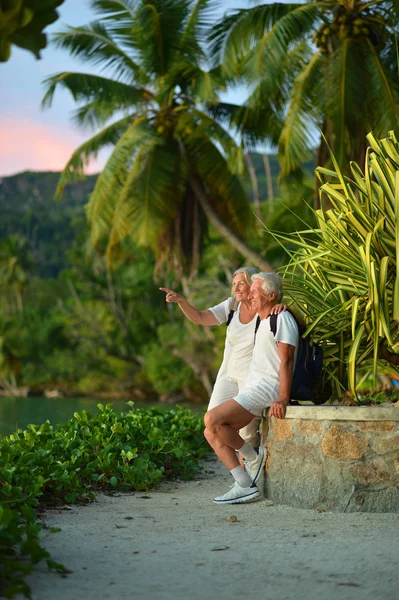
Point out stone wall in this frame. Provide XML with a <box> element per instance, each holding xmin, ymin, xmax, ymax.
<box><xmin>260</xmin><ymin>406</ymin><xmax>399</xmax><ymax>513</ymax></box>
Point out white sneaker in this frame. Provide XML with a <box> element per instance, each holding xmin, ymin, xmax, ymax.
<box><xmin>213</xmin><ymin>482</ymin><xmax>260</xmax><ymax>505</ymax></box>
<box><xmin>244</xmin><ymin>446</ymin><xmax>266</xmax><ymax>491</ymax></box>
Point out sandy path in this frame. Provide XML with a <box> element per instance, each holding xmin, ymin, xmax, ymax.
<box><xmin>21</xmin><ymin>458</ymin><xmax>399</xmax><ymax>600</ymax></box>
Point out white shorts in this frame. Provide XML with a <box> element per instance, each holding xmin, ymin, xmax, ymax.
<box><xmin>207</xmin><ymin>376</ymin><xmax>244</xmax><ymax>410</ymax></box>
<box><xmin>234</xmin><ymin>378</ymin><xmax>279</xmax><ymax>417</ymax></box>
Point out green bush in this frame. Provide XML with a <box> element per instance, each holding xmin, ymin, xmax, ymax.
<box><xmin>0</xmin><ymin>403</ymin><xmax>209</xmax><ymax>597</ymax></box>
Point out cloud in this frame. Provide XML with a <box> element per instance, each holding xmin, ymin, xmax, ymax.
<box><xmin>0</xmin><ymin>117</ymin><xmax>108</xmax><ymax>177</ymax></box>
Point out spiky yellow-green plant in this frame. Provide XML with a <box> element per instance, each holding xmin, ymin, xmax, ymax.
<box><xmin>268</xmin><ymin>130</ymin><xmax>399</xmax><ymax>400</ymax></box>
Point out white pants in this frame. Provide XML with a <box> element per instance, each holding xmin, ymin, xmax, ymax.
<box><xmin>207</xmin><ymin>376</ymin><xmax>260</xmax><ymax>446</ymax></box>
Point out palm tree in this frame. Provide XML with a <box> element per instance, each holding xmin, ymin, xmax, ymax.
<box><xmin>42</xmin><ymin>0</ymin><xmax>272</xmax><ymax>274</ymax></box>
<box><xmin>210</xmin><ymin>0</ymin><xmax>399</xmax><ymax>206</ymax></box>
<box><xmin>0</xmin><ymin>235</ymin><xmax>31</xmax><ymax>313</ymax></box>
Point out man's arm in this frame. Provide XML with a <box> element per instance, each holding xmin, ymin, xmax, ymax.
<box><xmin>269</xmin><ymin>342</ymin><xmax>295</xmax><ymax>419</ymax></box>
<box><xmin>159</xmin><ymin>287</ymin><xmax>219</xmax><ymax>326</ymax></box>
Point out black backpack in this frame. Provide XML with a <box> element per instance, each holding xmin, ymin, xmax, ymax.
<box><xmin>255</xmin><ymin>313</ymin><xmax>330</xmax><ymax>405</ymax></box>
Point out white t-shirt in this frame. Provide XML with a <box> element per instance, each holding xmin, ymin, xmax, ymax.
<box><xmin>247</xmin><ymin>311</ymin><xmax>298</xmax><ymax>387</ymax></box>
<box><xmin>208</xmin><ymin>297</ymin><xmax>257</xmax><ymax>382</ymax></box>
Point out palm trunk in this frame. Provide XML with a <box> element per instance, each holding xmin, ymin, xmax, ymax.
<box><xmin>244</xmin><ymin>153</ymin><xmax>262</xmax><ymax>232</ymax></box>
<box><xmin>172</xmin><ymin>348</ymin><xmax>213</xmax><ymax>396</ymax></box>
<box><xmin>190</xmin><ymin>178</ymin><xmax>273</xmax><ymax>272</ymax></box>
<box><xmin>262</xmin><ymin>153</ymin><xmax>274</xmax><ymax>207</ymax></box>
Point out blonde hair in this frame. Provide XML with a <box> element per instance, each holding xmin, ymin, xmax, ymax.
<box><xmin>251</xmin><ymin>272</ymin><xmax>283</xmax><ymax>303</ymax></box>
<box><xmin>233</xmin><ymin>266</ymin><xmax>258</xmax><ymax>286</ymax></box>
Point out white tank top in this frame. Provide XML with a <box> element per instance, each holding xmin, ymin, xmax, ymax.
<box><xmin>208</xmin><ymin>297</ymin><xmax>257</xmax><ymax>382</ymax></box>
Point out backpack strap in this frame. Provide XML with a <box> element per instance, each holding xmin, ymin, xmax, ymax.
<box><xmin>226</xmin><ymin>298</ymin><xmax>239</xmax><ymax>327</ymax></box>
<box><xmin>270</xmin><ymin>313</ymin><xmax>278</xmax><ymax>337</ymax></box>
<box><xmin>254</xmin><ymin>315</ymin><xmax>261</xmax><ymax>335</ymax></box>
<box><xmin>226</xmin><ymin>309</ymin><xmax>235</xmax><ymax>327</ymax></box>
<box><xmin>254</xmin><ymin>314</ymin><xmax>277</xmax><ymax>342</ymax></box>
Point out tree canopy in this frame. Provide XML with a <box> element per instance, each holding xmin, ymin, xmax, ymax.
<box><xmin>210</xmin><ymin>0</ymin><xmax>399</xmax><ymax>190</ymax></box>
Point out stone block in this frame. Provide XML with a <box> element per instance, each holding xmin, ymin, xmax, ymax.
<box><xmin>260</xmin><ymin>418</ymin><xmax>270</xmax><ymax>446</ymax></box>
<box><xmin>355</xmin><ymin>421</ymin><xmax>395</xmax><ymax>432</ymax></box>
<box><xmin>273</xmin><ymin>419</ymin><xmax>292</xmax><ymax>440</ymax></box>
<box><xmin>346</xmin><ymin>486</ymin><xmax>399</xmax><ymax>513</ymax></box>
<box><xmin>266</xmin><ymin>443</ymin><xmax>322</xmax><ymax>507</ymax></box>
<box><xmin>371</xmin><ymin>434</ymin><xmax>399</xmax><ymax>455</ymax></box>
<box><xmin>349</xmin><ymin>460</ymin><xmax>391</xmax><ymax>485</ymax></box>
<box><xmin>272</xmin><ymin>441</ymin><xmax>314</xmax><ymax>461</ymax></box>
<box><xmin>295</xmin><ymin>420</ymin><xmax>323</xmax><ymax>437</ymax></box>
<box><xmin>321</xmin><ymin>425</ymin><xmax>364</xmax><ymax>459</ymax></box>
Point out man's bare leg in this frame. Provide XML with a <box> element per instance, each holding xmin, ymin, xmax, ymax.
<box><xmin>204</xmin><ymin>400</ymin><xmax>255</xmax><ymax>468</ymax></box>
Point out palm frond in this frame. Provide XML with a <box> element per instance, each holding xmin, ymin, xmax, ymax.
<box><xmin>209</xmin><ymin>2</ymin><xmax>319</xmax><ymax>77</ymax></box>
<box><xmin>106</xmin><ymin>140</ymin><xmax>187</xmax><ymax>257</ymax></box>
<box><xmin>42</xmin><ymin>71</ymin><xmax>148</xmax><ymax>111</ymax></box>
<box><xmin>90</xmin><ymin>0</ymin><xmax>139</xmax><ymax>48</ymax></box>
<box><xmin>70</xmin><ymin>98</ymin><xmax>127</xmax><ymax>129</ymax></box>
<box><xmin>55</xmin><ymin>114</ymin><xmax>135</xmax><ymax>199</ymax></box>
<box><xmin>204</xmin><ymin>100</ymin><xmax>282</xmax><ymax>149</ymax></box>
<box><xmin>91</xmin><ymin>0</ymin><xmax>137</xmax><ymax>20</ymax></box>
<box><xmin>278</xmin><ymin>51</ymin><xmax>323</xmax><ymax>177</ymax></box>
<box><xmin>133</xmin><ymin>0</ymin><xmax>191</xmax><ymax>76</ymax></box>
<box><xmin>177</xmin><ymin>107</ymin><xmax>238</xmax><ymax>161</ymax></box>
<box><xmin>183</xmin><ymin>132</ymin><xmax>253</xmax><ymax>238</ymax></box>
<box><xmin>162</xmin><ymin>60</ymin><xmax>222</xmax><ymax>103</ymax></box>
<box><xmin>365</xmin><ymin>37</ymin><xmax>399</xmax><ymax>136</ymax></box>
<box><xmin>320</xmin><ymin>41</ymin><xmax>369</xmax><ymax>167</ymax></box>
<box><xmin>209</xmin><ymin>3</ymin><xmax>298</xmax><ymax>70</ymax></box>
<box><xmin>51</xmin><ymin>21</ymin><xmax>140</xmax><ymax>80</ymax></box>
<box><xmin>244</xmin><ymin>2</ymin><xmax>322</xmax><ymax>88</ymax></box>
<box><xmin>181</xmin><ymin>0</ymin><xmax>220</xmax><ymax>43</ymax></box>
<box><xmin>86</xmin><ymin>116</ymin><xmax>157</xmax><ymax>246</ymax></box>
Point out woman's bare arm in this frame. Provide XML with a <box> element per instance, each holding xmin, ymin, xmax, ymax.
<box><xmin>159</xmin><ymin>288</ymin><xmax>219</xmax><ymax>326</ymax></box>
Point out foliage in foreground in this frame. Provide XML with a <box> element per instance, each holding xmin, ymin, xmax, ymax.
<box><xmin>0</xmin><ymin>403</ymin><xmax>209</xmax><ymax>598</ymax></box>
<box><xmin>0</xmin><ymin>0</ymin><xmax>64</xmax><ymax>62</ymax></box>
<box><xmin>269</xmin><ymin>130</ymin><xmax>399</xmax><ymax>399</ymax></box>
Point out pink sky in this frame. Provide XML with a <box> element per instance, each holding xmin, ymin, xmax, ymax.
<box><xmin>0</xmin><ymin>117</ymin><xmax>106</xmax><ymax>177</ymax></box>
<box><xmin>0</xmin><ymin>0</ymin><xmax>249</xmax><ymax>179</ymax></box>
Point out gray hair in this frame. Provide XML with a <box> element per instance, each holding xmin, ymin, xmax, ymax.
<box><xmin>233</xmin><ymin>266</ymin><xmax>258</xmax><ymax>286</ymax></box>
<box><xmin>251</xmin><ymin>272</ymin><xmax>283</xmax><ymax>303</ymax></box>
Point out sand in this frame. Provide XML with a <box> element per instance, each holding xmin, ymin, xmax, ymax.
<box><xmin>20</xmin><ymin>457</ymin><xmax>399</xmax><ymax>600</ymax></box>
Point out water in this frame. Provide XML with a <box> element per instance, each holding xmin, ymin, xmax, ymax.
<box><xmin>0</xmin><ymin>396</ymin><xmax>200</xmax><ymax>437</ymax></box>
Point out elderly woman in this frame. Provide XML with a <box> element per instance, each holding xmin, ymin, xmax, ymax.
<box><xmin>204</xmin><ymin>272</ymin><xmax>299</xmax><ymax>505</ymax></box>
<box><xmin>160</xmin><ymin>267</ymin><xmax>286</xmax><ymax>466</ymax></box>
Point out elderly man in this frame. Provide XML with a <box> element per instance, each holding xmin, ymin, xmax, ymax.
<box><xmin>204</xmin><ymin>272</ymin><xmax>298</xmax><ymax>505</ymax></box>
